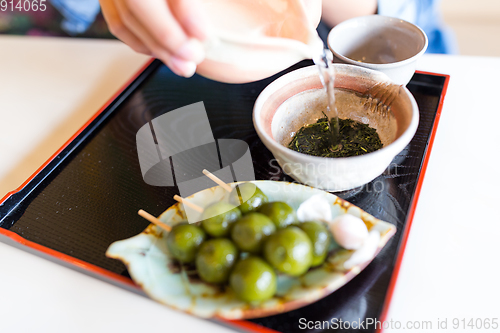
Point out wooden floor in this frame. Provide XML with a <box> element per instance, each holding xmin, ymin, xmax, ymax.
<box><xmin>441</xmin><ymin>0</ymin><xmax>500</xmax><ymax>56</ymax></box>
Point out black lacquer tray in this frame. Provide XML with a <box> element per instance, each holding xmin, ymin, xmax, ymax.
<box><xmin>0</xmin><ymin>59</ymin><xmax>449</xmax><ymax>333</ymax></box>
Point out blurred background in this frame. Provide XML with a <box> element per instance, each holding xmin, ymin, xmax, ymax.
<box><xmin>441</xmin><ymin>0</ymin><xmax>500</xmax><ymax>56</ymax></box>
<box><xmin>0</xmin><ymin>0</ymin><xmax>499</xmax><ymax>56</ymax></box>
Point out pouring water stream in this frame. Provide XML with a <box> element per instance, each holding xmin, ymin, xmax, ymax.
<box><xmin>313</xmin><ymin>49</ymin><xmax>342</xmax><ymax>152</ymax></box>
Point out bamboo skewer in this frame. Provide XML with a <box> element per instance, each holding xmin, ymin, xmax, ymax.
<box><xmin>202</xmin><ymin>169</ymin><xmax>233</xmax><ymax>192</ymax></box>
<box><xmin>138</xmin><ymin>209</ymin><xmax>172</xmax><ymax>232</ymax></box>
<box><xmin>141</xmin><ymin>170</ymin><xmax>235</xmax><ymax>230</ymax></box>
<box><xmin>173</xmin><ymin>195</ymin><xmax>204</xmax><ymax>213</ymax></box>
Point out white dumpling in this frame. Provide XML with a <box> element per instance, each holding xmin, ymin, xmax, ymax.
<box><xmin>330</xmin><ymin>214</ymin><xmax>369</xmax><ymax>250</ymax></box>
<box><xmin>296</xmin><ymin>194</ymin><xmax>331</xmax><ymax>222</ymax></box>
<box><xmin>344</xmin><ymin>230</ymin><xmax>381</xmax><ymax>269</ymax></box>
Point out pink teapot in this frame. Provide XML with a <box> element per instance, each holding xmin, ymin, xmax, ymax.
<box><xmin>196</xmin><ymin>0</ymin><xmax>324</xmax><ymax>83</ymax></box>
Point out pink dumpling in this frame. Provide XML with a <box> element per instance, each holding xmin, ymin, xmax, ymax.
<box><xmin>330</xmin><ymin>214</ymin><xmax>369</xmax><ymax>250</ymax></box>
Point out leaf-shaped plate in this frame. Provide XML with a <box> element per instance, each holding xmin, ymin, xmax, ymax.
<box><xmin>106</xmin><ymin>181</ymin><xmax>396</xmax><ymax>319</ymax></box>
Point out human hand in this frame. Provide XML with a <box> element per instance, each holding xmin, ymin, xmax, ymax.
<box><xmin>100</xmin><ymin>0</ymin><xmax>209</xmax><ymax>77</ymax></box>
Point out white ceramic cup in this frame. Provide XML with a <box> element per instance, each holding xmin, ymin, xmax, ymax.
<box><xmin>327</xmin><ymin>15</ymin><xmax>428</xmax><ymax>85</ymax></box>
<box><xmin>253</xmin><ymin>64</ymin><xmax>419</xmax><ymax>192</ymax></box>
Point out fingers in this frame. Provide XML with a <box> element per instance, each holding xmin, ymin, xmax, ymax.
<box><xmin>113</xmin><ymin>0</ymin><xmax>167</xmax><ymax>56</ymax></box>
<box><xmin>100</xmin><ymin>0</ymin><xmax>151</xmax><ymax>55</ymax></box>
<box><xmin>100</xmin><ymin>0</ymin><xmax>209</xmax><ymax>78</ymax></box>
<box><xmin>169</xmin><ymin>0</ymin><xmax>210</xmax><ymax>41</ymax></box>
<box><xmin>115</xmin><ymin>0</ymin><xmax>201</xmax><ymax>77</ymax></box>
<box><xmin>167</xmin><ymin>56</ymin><xmax>197</xmax><ymax>77</ymax></box>
<box><xmin>123</xmin><ymin>0</ymin><xmax>191</xmax><ymax>56</ymax></box>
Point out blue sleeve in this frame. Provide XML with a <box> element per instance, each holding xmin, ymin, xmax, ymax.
<box><xmin>50</xmin><ymin>0</ymin><xmax>101</xmax><ymax>35</ymax></box>
<box><xmin>377</xmin><ymin>0</ymin><xmax>458</xmax><ymax>54</ymax></box>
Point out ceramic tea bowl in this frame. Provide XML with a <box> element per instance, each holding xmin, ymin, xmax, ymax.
<box><xmin>253</xmin><ymin>64</ymin><xmax>419</xmax><ymax>192</ymax></box>
<box><xmin>327</xmin><ymin>15</ymin><xmax>428</xmax><ymax>85</ymax></box>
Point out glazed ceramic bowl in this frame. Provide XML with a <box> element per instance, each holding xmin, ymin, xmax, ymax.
<box><xmin>327</xmin><ymin>15</ymin><xmax>428</xmax><ymax>85</ymax></box>
<box><xmin>253</xmin><ymin>64</ymin><xmax>419</xmax><ymax>192</ymax></box>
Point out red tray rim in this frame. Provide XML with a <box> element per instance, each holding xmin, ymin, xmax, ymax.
<box><xmin>377</xmin><ymin>70</ymin><xmax>450</xmax><ymax>332</ymax></box>
<box><xmin>0</xmin><ymin>67</ymin><xmax>450</xmax><ymax>333</ymax></box>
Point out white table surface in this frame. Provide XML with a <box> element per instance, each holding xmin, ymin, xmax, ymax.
<box><xmin>0</xmin><ymin>36</ymin><xmax>498</xmax><ymax>333</ymax></box>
